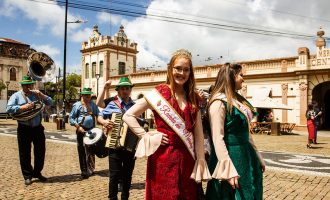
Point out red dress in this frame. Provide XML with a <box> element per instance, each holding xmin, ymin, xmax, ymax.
<box><xmin>306</xmin><ymin>110</ymin><xmax>316</xmax><ymax>140</ymax></box>
<box><xmin>307</xmin><ymin>119</ymin><xmax>316</xmax><ymax>140</ymax></box>
<box><xmin>146</xmin><ymin>84</ymin><xmax>199</xmax><ymax>200</ymax></box>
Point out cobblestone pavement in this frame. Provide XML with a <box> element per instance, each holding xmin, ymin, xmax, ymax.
<box><xmin>0</xmin><ymin>119</ymin><xmax>330</xmax><ymax>199</ymax></box>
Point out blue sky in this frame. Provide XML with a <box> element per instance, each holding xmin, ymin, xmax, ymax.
<box><xmin>1</xmin><ymin>0</ymin><xmax>330</xmax><ymax>77</ymax></box>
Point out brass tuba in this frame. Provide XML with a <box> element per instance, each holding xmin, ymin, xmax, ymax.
<box><xmin>10</xmin><ymin>50</ymin><xmax>56</xmax><ymax>121</ymax></box>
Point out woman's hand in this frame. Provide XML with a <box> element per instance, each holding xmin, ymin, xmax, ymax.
<box><xmin>261</xmin><ymin>163</ymin><xmax>266</xmax><ymax>173</ymax></box>
<box><xmin>161</xmin><ymin>133</ymin><xmax>169</xmax><ymax>145</ymax></box>
<box><xmin>227</xmin><ymin>176</ymin><xmax>239</xmax><ymax>189</ymax></box>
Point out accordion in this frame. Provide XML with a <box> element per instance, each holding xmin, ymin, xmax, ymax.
<box><xmin>105</xmin><ymin>112</ymin><xmax>139</xmax><ymax>152</ymax></box>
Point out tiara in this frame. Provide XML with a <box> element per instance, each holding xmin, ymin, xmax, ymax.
<box><xmin>172</xmin><ymin>49</ymin><xmax>192</xmax><ymax>59</ymax></box>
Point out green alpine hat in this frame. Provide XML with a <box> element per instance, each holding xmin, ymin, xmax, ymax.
<box><xmin>115</xmin><ymin>77</ymin><xmax>134</xmax><ymax>91</ymax></box>
<box><xmin>20</xmin><ymin>75</ymin><xmax>36</xmax><ymax>85</ymax></box>
<box><xmin>80</xmin><ymin>87</ymin><xmax>93</xmax><ymax>95</ymax></box>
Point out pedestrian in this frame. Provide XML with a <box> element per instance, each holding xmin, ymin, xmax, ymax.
<box><xmin>123</xmin><ymin>49</ymin><xmax>211</xmax><ymax>200</ymax></box>
<box><xmin>205</xmin><ymin>63</ymin><xmax>265</xmax><ymax>200</ymax></box>
<box><xmin>69</xmin><ymin>87</ymin><xmax>112</xmax><ymax>179</ymax></box>
<box><xmin>6</xmin><ymin>75</ymin><xmax>53</xmax><ymax>185</ymax></box>
<box><xmin>102</xmin><ymin>77</ymin><xmax>139</xmax><ymax>200</ymax></box>
<box><xmin>312</xmin><ymin>101</ymin><xmax>322</xmax><ymax>144</ymax></box>
<box><xmin>306</xmin><ymin>103</ymin><xmax>316</xmax><ymax>148</ymax></box>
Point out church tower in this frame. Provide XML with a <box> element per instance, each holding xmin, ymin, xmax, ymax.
<box><xmin>81</xmin><ymin>25</ymin><xmax>138</xmax><ymax>97</ymax></box>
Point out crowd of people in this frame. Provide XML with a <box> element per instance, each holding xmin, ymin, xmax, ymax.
<box><xmin>7</xmin><ymin>48</ymin><xmax>289</xmax><ymax>200</ymax></box>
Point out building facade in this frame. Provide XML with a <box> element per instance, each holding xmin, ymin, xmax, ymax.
<box><xmin>0</xmin><ymin>38</ymin><xmax>30</xmax><ymax>100</ymax></box>
<box><xmin>81</xmin><ymin>28</ymin><xmax>330</xmax><ymax>130</ymax></box>
<box><xmin>81</xmin><ymin>25</ymin><xmax>138</xmax><ymax>97</ymax></box>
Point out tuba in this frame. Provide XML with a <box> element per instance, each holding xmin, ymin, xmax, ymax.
<box><xmin>10</xmin><ymin>50</ymin><xmax>56</xmax><ymax>121</ymax></box>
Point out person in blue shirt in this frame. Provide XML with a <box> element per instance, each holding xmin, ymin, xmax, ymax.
<box><xmin>69</xmin><ymin>87</ymin><xmax>112</xmax><ymax>179</ymax></box>
<box><xmin>102</xmin><ymin>77</ymin><xmax>138</xmax><ymax>200</ymax></box>
<box><xmin>6</xmin><ymin>75</ymin><xmax>53</xmax><ymax>186</ymax></box>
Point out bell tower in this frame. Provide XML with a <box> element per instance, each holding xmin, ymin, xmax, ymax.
<box><xmin>81</xmin><ymin>25</ymin><xmax>138</xmax><ymax>96</ymax></box>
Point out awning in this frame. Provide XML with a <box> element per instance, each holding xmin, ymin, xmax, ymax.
<box><xmin>249</xmin><ymin>87</ymin><xmax>293</xmax><ymax>110</ymax></box>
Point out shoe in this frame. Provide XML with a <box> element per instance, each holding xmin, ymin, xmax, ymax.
<box><xmin>81</xmin><ymin>172</ymin><xmax>89</xmax><ymax>179</ymax></box>
<box><xmin>25</xmin><ymin>178</ymin><xmax>32</xmax><ymax>185</ymax></box>
<box><xmin>33</xmin><ymin>174</ymin><xmax>48</xmax><ymax>182</ymax></box>
<box><xmin>306</xmin><ymin>144</ymin><xmax>311</xmax><ymax>148</ymax></box>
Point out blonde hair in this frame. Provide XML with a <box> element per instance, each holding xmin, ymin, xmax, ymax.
<box><xmin>166</xmin><ymin>49</ymin><xmax>198</xmax><ymax>109</ymax></box>
<box><xmin>209</xmin><ymin>63</ymin><xmax>242</xmax><ymax>114</ymax></box>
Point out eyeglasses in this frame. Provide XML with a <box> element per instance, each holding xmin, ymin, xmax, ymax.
<box><xmin>173</xmin><ymin>66</ymin><xmax>190</xmax><ymax>74</ymax></box>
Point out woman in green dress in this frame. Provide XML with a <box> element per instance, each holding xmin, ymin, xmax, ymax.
<box><xmin>206</xmin><ymin>63</ymin><xmax>266</xmax><ymax>200</ymax></box>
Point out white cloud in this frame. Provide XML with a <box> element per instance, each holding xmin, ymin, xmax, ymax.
<box><xmin>2</xmin><ymin>0</ymin><xmax>83</xmax><ymax>37</ymax></box>
<box><xmin>0</xmin><ymin>1</ymin><xmax>15</xmax><ymax>17</ymax></box>
<box><xmin>31</xmin><ymin>44</ymin><xmax>60</xmax><ymax>58</ymax></box>
<box><xmin>117</xmin><ymin>0</ymin><xmax>330</xmax><ymax>68</ymax></box>
<box><xmin>97</xmin><ymin>12</ymin><xmax>123</xmax><ymax>26</ymax></box>
<box><xmin>70</xmin><ymin>28</ymin><xmax>93</xmax><ymax>43</ymax></box>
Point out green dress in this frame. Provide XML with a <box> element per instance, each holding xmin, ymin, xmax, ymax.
<box><xmin>206</xmin><ymin>96</ymin><xmax>263</xmax><ymax>200</ymax></box>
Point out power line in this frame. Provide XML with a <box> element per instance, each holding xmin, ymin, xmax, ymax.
<box><xmin>221</xmin><ymin>0</ymin><xmax>330</xmax><ymax>24</ymax></box>
<box><xmin>26</xmin><ymin>0</ymin><xmax>328</xmax><ymax>41</ymax></box>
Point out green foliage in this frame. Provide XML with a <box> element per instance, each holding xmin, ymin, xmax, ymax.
<box><xmin>52</xmin><ymin>73</ymin><xmax>81</xmax><ymax>103</ymax></box>
<box><xmin>0</xmin><ymin>81</ymin><xmax>6</xmax><ymax>92</ymax></box>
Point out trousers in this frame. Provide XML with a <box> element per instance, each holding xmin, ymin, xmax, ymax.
<box><xmin>17</xmin><ymin>124</ymin><xmax>45</xmax><ymax>180</ymax></box>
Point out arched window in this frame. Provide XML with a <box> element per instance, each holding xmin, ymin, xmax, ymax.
<box><xmin>92</xmin><ymin>62</ymin><xmax>96</xmax><ymax>78</ymax></box>
<box><xmin>118</xmin><ymin>62</ymin><xmax>125</xmax><ymax>75</ymax></box>
<box><xmin>99</xmin><ymin>61</ymin><xmax>103</xmax><ymax>77</ymax></box>
<box><xmin>85</xmin><ymin>63</ymin><xmax>89</xmax><ymax>78</ymax></box>
<box><xmin>10</xmin><ymin>68</ymin><xmax>16</xmax><ymax>81</ymax></box>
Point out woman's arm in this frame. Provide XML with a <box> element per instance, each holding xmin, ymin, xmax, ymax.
<box><xmin>123</xmin><ymin>98</ymin><xmax>165</xmax><ymax>157</ymax></box>
<box><xmin>209</xmin><ymin>100</ymin><xmax>239</xmax><ymax>179</ymax></box>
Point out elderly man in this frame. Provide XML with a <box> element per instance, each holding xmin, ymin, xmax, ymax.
<box><xmin>6</xmin><ymin>75</ymin><xmax>53</xmax><ymax>185</ymax></box>
<box><xmin>69</xmin><ymin>87</ymin><xmax>112</xmax><ymax>179</ymax></box>
<box><xmin>102</xmin><ymin>77</ymin><xmax>139</xmax><ymax>200</ymax></box>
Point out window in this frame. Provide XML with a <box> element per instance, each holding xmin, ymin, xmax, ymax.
<box><xmin>118</xmin><ymin>62</ymin><xmax>125</xmax><ymax>75</ymax></box>
<box><xmin>99</xmin><ymin>61</ymin><xmax>103</xmax><ymax>77</ymax></box>
<box><xmin>92</xmin><ymin>62</ymin><xmax>96</xmax><ymax>78</ymax></box>
<box><xmin>10</xmin><ymin>68</ymin><xmax>16</xmax><ymax>81</ymax></box>
<box><xmin>85</xmin><ymin>63</ymin><xmax>89</xmax><ymax>78</ymax></box>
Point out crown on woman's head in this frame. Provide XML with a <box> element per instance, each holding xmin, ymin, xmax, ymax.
<box><xmin>172</xmin><ymin>49</ymin><xmax>192</xmax><ymax>59</ymax></box>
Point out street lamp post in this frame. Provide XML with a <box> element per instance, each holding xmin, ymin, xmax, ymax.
<box><xmin>95</xmin><ymin>73</ymin><xmax>100</xmax><ymax>96</ymax></box>
<box><xmin>62</xmin><ymin>0</ymin><xmax>68</xmax><ymax>118</ymax></box>
<box><xmin>5</xmin><ymin>81</ymin><xmax>10</xmax><ymax>105</ymax></box>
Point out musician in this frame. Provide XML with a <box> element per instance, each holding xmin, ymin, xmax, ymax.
<box><xmin>6</xmin><ymin>75</ymin><xmax>53</xmax><ymax>185</ymax></box>
<box><xmin>69</xmin><ymin>87</ymin><xmax>112</xmax><ymax>179</ymax></box>
<box><xmin>102</xmin><ymin>77</ymin><xmax>136</xmax><ymax>200</ymax></box>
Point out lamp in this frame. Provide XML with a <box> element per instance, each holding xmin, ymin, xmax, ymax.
<box><xmin>95</xmin><ymin>73</ymin><xmax>100</xmax><ymax>96</ymax></box>
<box><xmin>62</xmin><ymin>0</ymin><xmax>87</xmax><ymax>118</ymax></box>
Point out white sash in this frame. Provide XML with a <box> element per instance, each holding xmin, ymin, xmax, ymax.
<box><xmin>145</xmin><ymin>89</ymin><xmax>195</xmax><ymax>159</ymax></box>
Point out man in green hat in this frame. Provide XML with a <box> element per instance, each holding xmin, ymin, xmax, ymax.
<box><xmin>6</xmin><ymin>75</ymin><xmax>53</xmax><ymax>185</ymax></box>
<box><xmin>69</xmin><ymin>87</ymin><xmax>113</xmax><ymax>179</ymax></box>
<box><xmin>101</xmin><ymin>76</ymin><xmax>140</xmax><ymax>200</ymax></box>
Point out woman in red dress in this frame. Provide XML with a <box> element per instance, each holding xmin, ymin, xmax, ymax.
<box><xmin>123</xmin><ymin>49</ymin><xmax>211</xmax><ymax>199</ymax></box>
<box><xmin>306</xmin><ymin>103</ymin><xmax>316</xmax><ymax>148</ymax></box>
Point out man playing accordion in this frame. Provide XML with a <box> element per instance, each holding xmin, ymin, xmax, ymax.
<box><xmin>102</xmin><ymin>77</ymin><xmax>138</xmax><ymax>200</ymax></box>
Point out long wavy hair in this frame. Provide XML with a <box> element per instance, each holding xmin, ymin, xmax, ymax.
<box><xmin>166</xmin><ymin>49</ymin><xmax>198</xmax><ymax>110</ymax></box>
<box><xmin>208</xmin><ymin>63</ymin><xmax>242</xmax><ymax>114</ymax></box>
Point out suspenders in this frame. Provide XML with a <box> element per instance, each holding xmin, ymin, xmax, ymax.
<box><xmin>79</xmin><ymin>102</ymin><xmax>95</xmax><ymax>129</ymax></box>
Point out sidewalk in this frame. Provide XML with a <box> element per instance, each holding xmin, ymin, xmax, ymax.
<box><xmin>0</xmin><ymin>119</ymin><xmax>330</xmax><ymax>199</ymax></box>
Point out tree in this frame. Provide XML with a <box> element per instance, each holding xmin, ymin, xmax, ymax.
<box><xmin>65</xmin><ymin>73</ymin><xmax>81</xmax><ymax>103</ymax></box>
